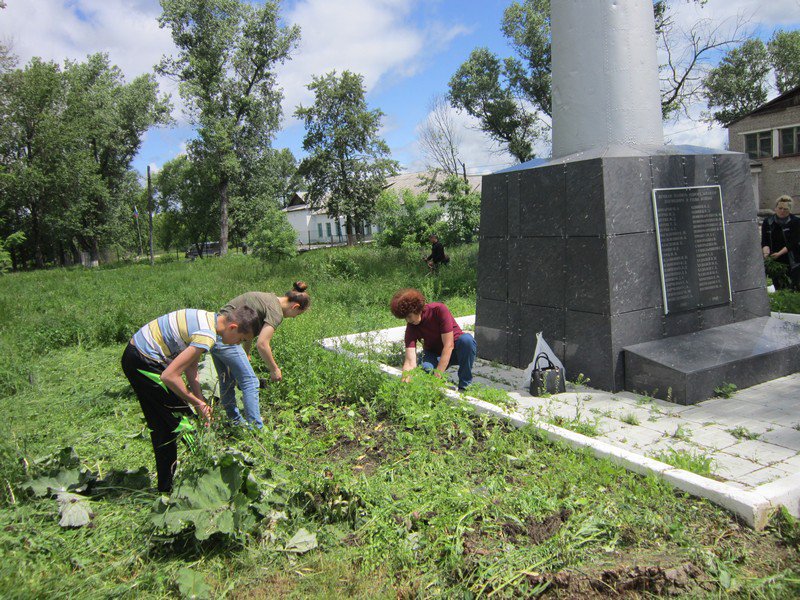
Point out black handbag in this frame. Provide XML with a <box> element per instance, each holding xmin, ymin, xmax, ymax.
<box><xmin>530</xmin><ymin>352</ymin><xmax>566</xmax><ymax>396</ymax></box>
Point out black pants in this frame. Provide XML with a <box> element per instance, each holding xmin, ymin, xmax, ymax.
<box><xmin>121</xmin><ymin>343</ymin><xmax>192</xmax><ymax>492</ymax></box>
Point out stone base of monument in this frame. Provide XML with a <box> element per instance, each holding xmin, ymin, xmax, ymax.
<box><xmin>475</xmin><ymin>148</ymin><xmax>795</xmax><ymax>401</ymax></box>
<box><xmin>623</xmin><ymin>316</ymin><xmax>800</xmax><ymax>404</ymax></box>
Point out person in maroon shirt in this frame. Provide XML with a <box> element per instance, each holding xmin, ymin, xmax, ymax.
<box><xmin>390</xmin><ymin>288</ymin><xmax>477</xmax><ymax>391</ymax></box>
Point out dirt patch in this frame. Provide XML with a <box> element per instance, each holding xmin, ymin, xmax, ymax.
<box><xmin>526</xmin><ymin>561</ymin><xmax>702</xmax><ymax>598</ymax></box>
<box><xmin>501</xmin><ymin>509</ymin><xmax>571</xmax><ymax>545</ymax></box>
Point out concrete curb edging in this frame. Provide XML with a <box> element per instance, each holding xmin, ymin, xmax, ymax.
<box><xmin>320</xmin><ymin>321</ymin><xmax>794</xmax><ymax>530</ymax></box>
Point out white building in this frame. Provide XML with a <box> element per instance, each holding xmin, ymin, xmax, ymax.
<box><xmin>281</xmin><ymin>172</ymin><xmax>483</xmax><ymax>246</ymax></box>
<box><xmin>282</xmin><ymin>192</ymin><xmax>376</xmax><ymax>246</ymax></box>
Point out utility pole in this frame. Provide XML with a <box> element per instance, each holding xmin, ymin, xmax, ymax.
<box><xmin>134</xmin><ymin>205</ymin><xmax>143</xmax><ymax>257</ymax></box>
<box><xmin>147</xmin><ymin>165</ymin><xmax>154</xmax><ymax>266</ymax></box>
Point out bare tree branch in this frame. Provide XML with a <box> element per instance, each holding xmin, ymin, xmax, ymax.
<box><xmin>418</xmin><ymin>95</ymin><xmax>464</xmax><ymax>176</ymax></box>
<box><xmin>658</xmin><ymin>11</ymin><xmax>751</xmax><ymax>120</ymax></box>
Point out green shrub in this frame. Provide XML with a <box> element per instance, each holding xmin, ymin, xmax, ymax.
<box><xmin>247</xmin><ymin>206</ymin><xmax>298</xmax><ymax>262</ymax></box>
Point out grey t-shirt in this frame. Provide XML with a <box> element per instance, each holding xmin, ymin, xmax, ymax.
<box><xmin>221</xmin><ymin>292</ymin><xmax>283</xmax><ymax>331</ymax></box>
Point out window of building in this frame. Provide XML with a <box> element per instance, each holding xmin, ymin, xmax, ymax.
<box><xmin>779</xmin><ymin>126</ymin><xmax>800</xmax><ymax>156</ymax></box>
<box><xmin>326</xmin><ymin>222</ymin><xmax>332</xmax><ymax>238</ymax></box>
<box><xmin>317</xmin><ymin>223</ymin><xmax>323</xmax><ymax>239</ymax></box>
<box><xmin>744</xmin><ymin>130</ymin><xmax>772</xmax><ymax>159</ymax></box>
<box><xmin>335</xmin><ymin>221</ymin><xmax>342</xmax><ymax>237</ymax></box>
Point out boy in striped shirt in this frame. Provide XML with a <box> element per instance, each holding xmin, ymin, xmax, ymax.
<box><xmin>121</xmin><ymin>307</ymin><xmax>261</xmax><ymax>492</ymax></box>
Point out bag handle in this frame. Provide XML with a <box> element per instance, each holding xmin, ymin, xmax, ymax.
<box><xmin>534</xmin><ymin>352</ymin><xmax>556</xmax><ymax>370</ymax></box>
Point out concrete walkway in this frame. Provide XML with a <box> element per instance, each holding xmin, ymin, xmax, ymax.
<box><xmin>321</xmin><ymin>313</ymin><xmax>800</xmax><ymax>529</ymax></box>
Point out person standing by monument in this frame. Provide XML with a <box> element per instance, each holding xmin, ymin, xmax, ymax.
<box><xmin>390</xmin><ymin>288</ymin><xmax>476</xmax><ymax>391</ymax></box>
<box><xmin>761</xmin><ymin>195</ymin><xmax>800</xmax><ymax>290</ymax></box>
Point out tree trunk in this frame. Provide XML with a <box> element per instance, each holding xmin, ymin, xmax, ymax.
<box><xmin>345</xmin><ymin>215</ymin><xmax>355</xmax><ymax>246</ymax></box>
<box><xmin>89</xmin><ymin>238</ymin><xmax>100</xmax><ymax>268</ymax></box>
<box><xmin>219</xmin><ymin>176</ymin><xmax>229</xmax><ymax>256</ymax></box>
<box><xmin>31</xmin><ymin>203</ymin><xmax>44</xmax><ymax>269</ymax></box>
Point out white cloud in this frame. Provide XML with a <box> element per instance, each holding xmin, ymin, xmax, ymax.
<box><xmin>669</xmin><ymin>0</ymin><xmax>800</xmax><ymax>32</ymax></box>
<box><xmin>277</xmin><ymin>0</ymin><xmax>469</xmax><ymax>125</ymax></box>
<box><xmin>406</xmin><ymin>104</ymin><xmax>515</xmax><ymax>175</ymax></box>
<box><xmin>1</xmin><ymin>0</ymin><xmax>171</xmax><ymax>77</ymax></box>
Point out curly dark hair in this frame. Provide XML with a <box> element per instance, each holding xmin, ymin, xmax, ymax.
<box><xmin>390</xmin><ymin>288</ymin><xmax>425</xmax><ymax>319</ymax></box>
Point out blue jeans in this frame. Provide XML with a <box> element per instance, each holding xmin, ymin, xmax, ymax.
<box><xmin>210</xmin><ymin>338</ymin><xmax>262</xmax><ymax>428</ymax></box>
<box><xmin>420</xmin><ymin>333</ymin><xmax>477</xmax><ymax>390</ymax></box>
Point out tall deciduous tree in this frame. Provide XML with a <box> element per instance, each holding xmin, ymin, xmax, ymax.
<box><xmin>295</xmin><ymin>70</ymin><xmax>398</xmax><ymax>246</ymax></box>
<box><xmin>156</xmin><ymin>154</ymin><xmax>219</xmax><ymax>256</ymax></box>
<box><xmin>768</xmin><ymin>30</ymin><xmax>800</xmax><ymax>94</ymax></box>
<box><xmin>0</xmin><ymin>53</ymin><xmax>169</xmax><ymax>268</ymax></box>
<box><xmin>0</xmin><ymin>58</ymin><xmax>66</xmax><ymax>267</ymax></box>
<box><xmin>703</xmin><ymin>39</ymin><xmax>770</xmax><ymax>125</ymax></box>
<box><xmin>61</xmin><ymin>54</ymin><xmax>171</xmax><ymax>265</ymax></box>
<box><xmin>157</xmin><ymin>0</ymin><xmax>300</xmax><ymax>256</ymax></box>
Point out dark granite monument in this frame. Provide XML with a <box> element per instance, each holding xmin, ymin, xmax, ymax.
<box><xmin>474</xmin><ymin>1</ymin><xmax>800</xmax><ymax>404</ymax></box>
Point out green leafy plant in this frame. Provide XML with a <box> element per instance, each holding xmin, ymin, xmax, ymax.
<box><xmin>176</xmin><ymin>567</ymin><xmax>212</xmax><ymax>600</ymax></box>
<box><xmin>246</xmin><ymin>206</ymin><xmax>298</xmax><ymax>263</ymax></box>
<box><xmin>727</xmin><ymin>426</ymin><xmax>761</xmax><ymax>441</ymax></box>
<box><xmin>764</xmin><ymin>257</ymin><xmax>791</xmax><ymax>289</ymax></box>
<box><xmin>150</xmin><ymin>451</ymin><xmax>266</xmax><ymax>541</ymax></box>
<box><xmin>713</xmin><ymin>382</ymin><xmax>737</xmax><ymax>398</ymax></box>
<box><xmin>670</xmin><ymin>424</ymin><xmax>692</xmax><ymax>441</ymax></box>
<box><xmin>462</xmin><ymin>382</ymin><xmax>516</xmax><ymax>408</ymax></box>
<box><xmin>652</xmin><ymin>448</ymin><xmax>714</xmax><ymax>476</ymax></box>
<box><xmin>621</xmin><ymin>413</ymin><xmax>640</xmax><ymax>426</ymax></box>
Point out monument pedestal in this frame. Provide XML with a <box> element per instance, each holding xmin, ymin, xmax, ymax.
<box><xmin>624</xmin><ymin>317</ymin><xmax>800</xmax><ymax>404</ymax></box>
<box><xmin>475</xmin><ymin>150</ymin><xmax>800</xmax><ymax>400</ymax></box>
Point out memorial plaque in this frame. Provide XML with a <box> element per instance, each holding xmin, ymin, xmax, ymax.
<box><xmin>653</xmin><ymin>185</ymin><xmax>731</xmax><ymax>314</ymax></box>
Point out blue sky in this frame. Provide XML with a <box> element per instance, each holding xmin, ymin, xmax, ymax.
<box><xmin>2</xmin><ymin>0</ymin><xmax>799</xmax><ymax>178</ymax></box>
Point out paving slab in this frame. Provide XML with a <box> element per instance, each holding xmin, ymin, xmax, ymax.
<box><xmin>761</xmin><ymin>426</ymin><xmax>800</xmax><ymax>451</ymax></box>
<box><xmin>319</xmin><ymin>313</ymin><xmax>800</xmax><ymax>529</ymax></box>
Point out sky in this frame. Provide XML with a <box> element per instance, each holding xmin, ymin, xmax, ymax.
<box><xmin>1</xmin><ymin>0</ymin><xmax>799</xmax><ymax>179</ymax></box>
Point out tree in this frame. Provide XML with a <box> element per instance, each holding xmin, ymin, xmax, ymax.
<box><xmin>60</xmin><ymin>54</ymin><xmax>171</xmax><ymax>265</ymax></box>
<box><xmin>703</xmin><ymin>39</ymin><xmax>770</xmax><ymax>125</ymax></box>
<box><xmin>156</xmin><ymin>154</ymin><xmax>219</xmax><ymax>255</ymax></box>
<box><xmin>373</xmin><ymin>188</ymin><xmax>442</xmax><ymax>249</ymax></box>
<box><xmin>158</xmin><ymin>0</ymin><xmax>300</xmax><ymax>256</ymax></box>
<box><xmin>295</xmin><ymin>70</ymin><xmax>399</xmax><ymax>245</ymax></box>
<box><xmin>0</xmin><ymin>58</ymin><xmax>67</xmax><ymax>267</ymax></box>
<box><xmin>448</xmin><ymin>47</ymin><xmax>544</xmax><ymax>163</ymax></box>
<box><xmin>0</xmin><ymin>1</ymin><xmax>13</xmax><ymax>74</ymax></box>
<box><xmin>246</xmin><ymin>204</ymin><xmax>297</xmax><ymax>262</ymax></box>
<box><xmin>449</xmin><ymin>0</ymin><xmax>744</xmax><ymax>160</ymax></box>
<box><xmin>0</xmin><ymin>53</ymin><xmax>169</xmax><ymax>268</ymax></box>
<box><xmin>768</xmin><ymin>30</ymin><xmax>800</xmax><ymax>94</ymax></box>
<box><xmin>228</xmin><ymin>147</ymin><xmax>298</xmax><ymax>246</ymax></box>
<box><xmin>435</xmin><ymin>175</ymin><xmax>480</xmax><ymax>245</ymax></box>
<box><xmin>418</xmin><ymin>95</ymin><xmax>464</xmax><ymax>176</ymax></box>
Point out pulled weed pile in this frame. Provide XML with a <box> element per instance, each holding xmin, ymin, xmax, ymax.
<box><xmin>1</xmin><ymin>247</ymin><xmax>799</xmax><ymax>598</ymax></box>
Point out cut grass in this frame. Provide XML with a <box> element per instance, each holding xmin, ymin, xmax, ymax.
<box><xmin>1</xmin><ymin>246</ymin><xmax>798</xmax><ymax>598</ymax></box>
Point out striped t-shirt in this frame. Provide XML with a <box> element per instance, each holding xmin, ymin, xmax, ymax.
<box><xmin>132</xmin><ymin>309</ymin><xmax>217</xmax><ymax>364</ymax></box>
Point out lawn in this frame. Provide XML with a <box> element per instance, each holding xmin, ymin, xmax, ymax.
<box><xmin>0</xmin><ymin>245</ymin><xmax>798</xmax><ymax>599</ymax></box>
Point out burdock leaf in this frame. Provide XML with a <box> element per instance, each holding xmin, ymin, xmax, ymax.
<box><xmin>24</xmin><ymin>468</ymin><xmax>88</xmax><ymax>497</ymax></box>
<box><xmin>56</xmin><ymin>492</ymin><xmax>93</xmax><ymax>528</ymax></box>
<box><xmin>150</xmin><ymin>454</ymin><xmax>254</xmax><ymax>541</ymax></box>
<box><xmin>283</xmin><ymin>528</ymin><xmax>318</xmax><ymax>553</ymax></box>
<box><xmin>176</xmin><ymin>567</ymin><xmax>212</xmax><ymax>599</ymax></box>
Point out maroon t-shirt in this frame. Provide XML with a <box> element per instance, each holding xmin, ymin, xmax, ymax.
<box><xmin>404</xmin><ymin>303</ymin><xmax>462</xmax><ymax>354</ymax></box>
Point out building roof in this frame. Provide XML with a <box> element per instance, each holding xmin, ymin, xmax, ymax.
<box><xmin>385</xmin><ymin>171</ymin><xmax>483</xmax><ymax>197</ymax></box>
<box><xmin>727</xmin><ymin>84</ymin><xmax>800</xmax><ymax>127</ymax></box>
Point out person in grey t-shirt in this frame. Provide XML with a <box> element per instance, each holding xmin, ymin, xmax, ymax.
<box><xmin>212</xmin><ymin>281</ymin><xmax>311</xmax><ymax>428</ymax></box>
